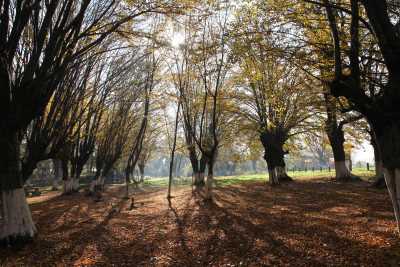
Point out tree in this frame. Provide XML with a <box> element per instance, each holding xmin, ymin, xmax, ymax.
<box><xmin>123</xmin><ymin>52</ymin><xmax>158</xmax><ymax>198</ymax></box>
<box><xmin>231</xmin><ymin>5</ymin><xmax>315</xmax><ymax>184</ymax></box>
<box><xmin>91</xmin><ymin>50</ymin><xmax>148</xmax><ymax>194</ymax></box>
<box><xmin>0</xmin><ymin>0</ymin><xmax>131</xmax><ymax>244</ymax></box>
<box><xmin>170</xmin><ymin>3</ymin><xmax>232</xmax><ymax>199</ymax></box>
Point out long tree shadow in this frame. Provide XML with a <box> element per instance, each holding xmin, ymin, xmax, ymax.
<box><xmin>1</xmin><ymin>180</ymin><xmax>399</xmax><ymax>266</ymax></box>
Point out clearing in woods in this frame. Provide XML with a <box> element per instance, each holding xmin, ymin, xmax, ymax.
<box><xmin>1</xmin><ymin>177</ymin><xmax>399</xmax><ymax>266</ymax></box>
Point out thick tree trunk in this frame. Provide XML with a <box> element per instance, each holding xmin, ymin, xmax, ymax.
<box><xmin>373</xmin><ymin>120</ymin><xmax>400</xmax><ymax>232</ymax></box>
<box><xmin>334</xmin><ymin>161</ymin><xmax>352</xmax><ymax>180</ymax></box>
<box><xmin>268</xmin><ymin>168</ymin><xmax>279</xmax><ymax>186</ymax></box>
<box><xmin>275</xmin><ymin>166</ymin><xmax>292</xmax><ymax>182</ymax></box>
<box><xmin>326</xmin><ymin>125</ymin><xmax>353</xmax><ymax>180</ymax></box>
<box><xmin>63</xmin><ymin>179</ymin><xmax>74</xmax><ymax>194</ymax></box>
<box><xmin>52</xmin><ymin>159</ymin><xmax>62</xmax><ymax>191</ymax></box>
<box><xmin>72</xmin><ymin>164</ymin><xmax>84</xmax><ymax>192</ymax></box>
<box><xmin>90</xmin><ymin>176</ymin><xmax>104</xmax><ymax>193</ymax></box>
<box><xmin>0</xmin><ymin>132</ymin><xmax>37</xmax><ymax>245</ymax></box>
<box><xmin>324</xmin><ymin>93</ymin><xmax>354</xmax><ymax>181</ymax></box>
<box><xmin>61</xmin><ymin>159</ymin><xmax>74</xmax><ymax>195</ymax></box>
<box><xmin>260</xmin><ymin>131</ymin><xmax>291</xmax><ymax>185</ymax></box>
<box><xmin>193</xmin><ymin>172</ymin><xmax>205</xmax><ymax>187</ymax></box>
<box><xmin>194</xmin><ymin>156</ymin><xmax>206</xmax><ymax>188</ymax></box>
<box><xmin>372</xmin><ymin>161</ymin><xmax>386</xmax><ymax>188</ymax></box>
<box><xmin>0</xmin><ymin>189</ymin><xmax>37</xmax><ymax>245</ymax></box>
<box><xmin>138</xmin><ymin>164</ymin><xmax>145</xmax><ymax>183</ymax></box>
<box><xmin>370</xmin><ymin>131</ymin><xmax>385</xmax><ymax>188</ymax></box>
<box><xmin>72</xmin><ymin>178</ymin><xmax>80</xmax><ymax>192</ymax></box>
<box><xmin>383</xmin><ymin>168</ymin><xmax>400</xmax><ymax>232</ymax></box>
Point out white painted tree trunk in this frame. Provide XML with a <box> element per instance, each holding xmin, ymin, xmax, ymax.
<box><xmin>89</xmin><ymin>178</ymin><xmax>99</xmax><ymax>193</ymax></box>
<box><xmin>99</xmin><ymin>177</ymin><xmax>105</xmax><ymax>189</ymax></box>
<box><xmin>89</xmin><ymin>180</ymin><xmax>96</xmax><ymax>193</ymax></box>
<box><xmin>384</xmin><ymin>168</ymin><xmax>400</xmax><ymax>232</ymax></box>
<box><xmin>199</xmin><ymin>173</ymin><xmax>204</xmax><ymax>183</ymax></box>
<box><xmin>72</xmin><ymin>178</ymin><xmax>80</xmax><ymax>191</ymax></box>
<box><xmin>63</xmin><ymin>179</ymin><xmax>74</xmax><ymax>194</ymax></box>
<box><xmin>268</xmin><ymin>169</ymin><xmax>279</xmax><ymax>185</ymax></box>
<box><xmin>275</xmin><ymin>167</ymin><xmax>287</xmax><ymax>179</ymax></box>
<box><xmin>334</xmin><ymin>161</ymin><xmax>352</xmax><ymax>179</ymax></box>
<box><xmin>51</xmin><ymin>179</ymin><xmax>59</xmax><ymax>191</ymax></box>
<box><xmin>193</xmin><ymin>172</ymin><xmax>205</xmax><ymax>185</ymax></box>
<box><xmin>205</xmin><ymin>174</ymin><xmax>213</xmax><ymax>200</ymax></box>
<box><xmin>0</xmin><ymin>188</ymin><xmax>37</xmax><ymax>242</ymax></box>
<box><xmin>90</xmin><ymin>176</ymin><xmax>104</xmax><ymax>193</ymax></box>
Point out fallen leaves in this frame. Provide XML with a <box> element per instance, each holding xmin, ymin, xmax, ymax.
<box><xmin>0</xmin><ymin>180</ymin><xmax>399</xmax><ymax>266</ymax></box>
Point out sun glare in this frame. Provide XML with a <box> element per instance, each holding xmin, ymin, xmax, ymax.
<box><xmin>170</xmin><ymin>32</ymin><xmax>185</xmax><ymax>48</ymax></box>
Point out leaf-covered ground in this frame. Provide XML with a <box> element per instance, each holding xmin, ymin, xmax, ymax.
<box><xmin>1</xmin><ymin>178</ymin><xmax>400</xmax><ymax>266</ymax></box>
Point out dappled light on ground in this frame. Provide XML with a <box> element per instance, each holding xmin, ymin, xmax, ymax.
<box><xmin>1</xmin><ymin>180</ymin><xmax>399</xmax><ymax>266</ymax></box>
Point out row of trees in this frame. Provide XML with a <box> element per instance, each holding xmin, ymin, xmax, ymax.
<box><xmin>1</xmin><ymin>0</ymin><xmax>399</xmax><ymax>246</ymax></box>
<box><xmin>0</xmin><ymin>0</ymin><xmax>180</xmax><ymax>245</ymax></box>
<box><xmin>164</xmin><ymin>0</ymin><xmax>400</xmax><ymax>232</ymax></box>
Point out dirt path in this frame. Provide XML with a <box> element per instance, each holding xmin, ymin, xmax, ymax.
<box><xmin>1</xmin><ymin>180</ymin><xmax>399</xmax><ymax>266</ymax></box>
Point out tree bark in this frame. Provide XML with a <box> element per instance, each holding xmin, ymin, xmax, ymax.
<box><xmin>275</xmin><ymin>166</ymin><xmax>292</xmax><ymax>182</ymax></box>
<box><xmin>268</xmin><ymin>168</ymin><xmax>279</xmax><ymax>186</ymax></box>
<box><xmin>61</xmin><ymin>159</ymin><xmax>74</xmax><ymax>195</ymax></box>
<box><xmin>373</xmin><ymin>120</ymin><xmax>400</xmax><ymax>232</ymax></box>
<box><xmin>0</xmin><ymin>188</ymin><xmax>37</xmax><ymax>245</ymax></box>
<box><xmin>204</xmin><ymin>161</ymin><xmax>214</xmax><ymax>200</ymax></box>
<box><xmin>52</xmin><ymin>159</ymin><xmax>62</xmax><ymax>191</ymax></box>
<box><xmin>370</xmin><ymin>130</ymin><xmax>385</xmax><ymax>188</ymax></box>
<box><xmin>383</xmin><ymin>168</ymin><xmax>400</xmax><ymax>232</ymax></box>
<box><xmin>0</xmin><ymin>133</ymin><xmax>37</xmax><ymax>244</ymax></box>
<box><xmin>324</xmin><ymin>93</ymin><xmax>353</xmax><ymax>181</ymax></box>
<box><xmin>138</xmin><ymin>164</ymin><xmax>145</xmax><ymax>183</ymax></box>
<box><xmin>167</xmin><ymin>101</ymin><xmax>180</xmax><ymax>199</ymax></box>
<box><xmin>260</xmin><ymin>131</ymin><xmax>292</xmax><ymax>185</ymax></box>
<box><xmin>194</xmin><ymin>156</ymin><xmax>206</xmax><ymax>188</ymax></box>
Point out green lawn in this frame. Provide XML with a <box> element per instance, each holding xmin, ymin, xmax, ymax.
<box><xmin>142</xmin><ymin>168</ymin><xmax>376</xmax><ymax>187</ymax></box>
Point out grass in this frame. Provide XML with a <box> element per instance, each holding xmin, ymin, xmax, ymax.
<box><xmin>141</xmin><ymin>168</ymin><xmax>376</xmax><ymax>187</ymax></box>
<box><xmin>143</xmin><ymin>176</ymin><xmax>192</xmax><ymax>187</ymax></box>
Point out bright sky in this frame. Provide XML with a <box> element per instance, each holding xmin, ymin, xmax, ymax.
<box><xmin>170</xmin><ymin>31</ymin><xmax>185</xmax><ymax>48</ymax></box>
<box><xmin>352</xmin><ymin>142</ymin><xmax>374</xmax><ymax>163</ymax></box>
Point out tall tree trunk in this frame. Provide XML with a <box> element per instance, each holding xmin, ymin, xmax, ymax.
<box><xmin>89</xmin><ymin>169</ymin><xmax>101</xmax><ymax>193</ymax></box>
<box><xmin>267</xmin><ymin>167</ymin><xmax>279</xmax><ymax>186</ymax></box>
<box><xmin>373</xmin><ymin>120</ymin><xmax>400</xmax><ymax>232</ymax></box>
<box><xmin>52</xmin><ymin>159</ymin><xmax>62</xmax><ymax>191</ymax></box>
<box><xmin>383</xmin><ymin>168</ymin><xmax>400</xmax><ymax>232</ymax></box>
<box><xmin>188</xmin><ymin>148</ymin><xmax>200</xmax><ymax>186</ymax></box>
<box><xmin>324</xmin><ymin>93</ymin><xmax>352</xmax><ymax>181</ymax></box>
<box><xmin>0</xmin><ymin>133</ymin><xmax>37</xmax><ymax>244</ymax></box>
<box><xmin>167</xmin><ymin>101</ymin><xmax>180</xmax><ymax>199</ymax></box>
<box><xmin>260</xmin><ymin>131</ymin><xmax>292</xmax><ymax>185</ymax></box>
<box><xmin>204</xmin><ymin>160</ymin><xmax>214</xmax><ymax>200</ymax></box>
<box><xmin>62</xmin><ymin>159</ymin><xmax>74</xmax><ymax>194</ymax></box>
<box><xmin>274</xmin><ymin>150</ymin><xmax>292</xmax><ymax>182</ymax></box>
<box><xmin>327</xmin><ymin>125</ymin><xmax>352</xmax><ymax>180</ymax></box>
<box><xmin>196</xmin><ymin>156</ymin><xmax>207</xmax><ymax>188</ymax></box>
<box><xmin>72</xmin><ymin>162</ymin><xmax>85</xmax><ymax>192</ymax></box>
<box><xmin>370</xmin><ymin>130</ymin><xmax>385</xmax><ymax>188</ymax></box>
<box><xmin>138</xmin><ymin>164</ymin><xmax>145</xmax><ymax>183</ymax></box>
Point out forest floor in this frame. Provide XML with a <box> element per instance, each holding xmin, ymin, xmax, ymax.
<box><xmin>1</xmin><ymin>177</ymin><xmax>400</xmax><ymax>266</ymax></box>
